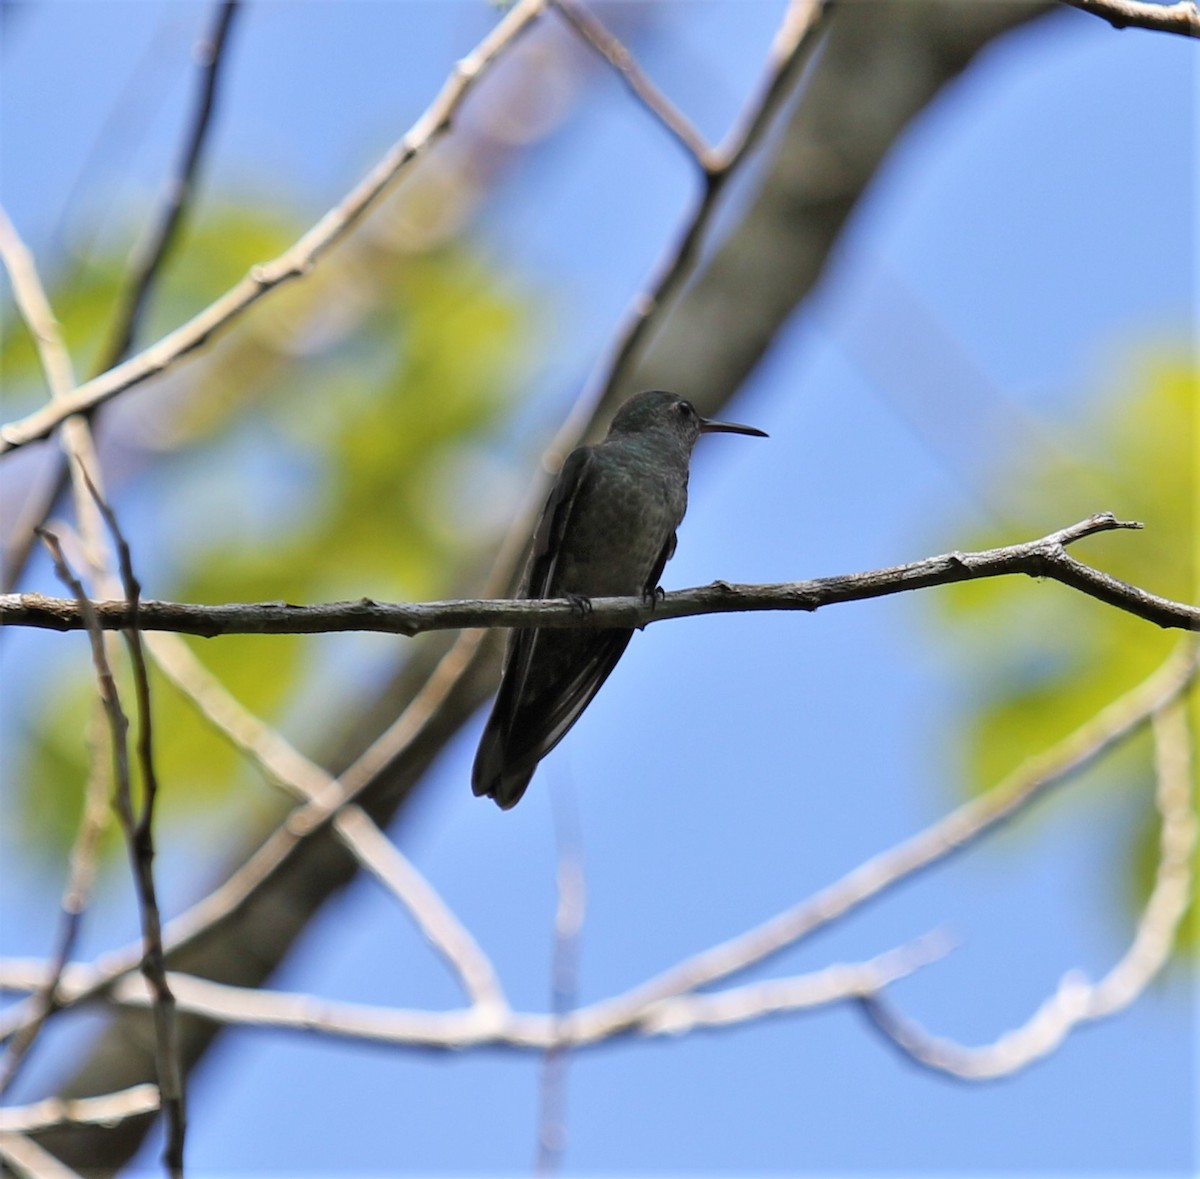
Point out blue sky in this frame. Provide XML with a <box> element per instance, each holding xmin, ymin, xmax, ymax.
<box><xmin>0</xmin><ymin>2</ymin><xmax>1194</xmax><ymax>1175</ymax></box>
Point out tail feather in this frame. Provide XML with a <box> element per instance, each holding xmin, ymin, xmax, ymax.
<box><xmin>472</xmin><ymin>714</ymin><xmax>536</xmax><ymax>810</ymax></box>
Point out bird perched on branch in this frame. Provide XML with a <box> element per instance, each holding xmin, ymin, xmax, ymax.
<box><xmin>472</xmin><ymin>389</ymin><xmax>767</xmax><ymax>809</ymax></box>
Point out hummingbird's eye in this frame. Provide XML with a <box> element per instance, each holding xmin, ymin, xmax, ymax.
<box><xmin>676</xmin><ymin>400</ymin><xmax>696</xmax><ymax>419</ymax></box>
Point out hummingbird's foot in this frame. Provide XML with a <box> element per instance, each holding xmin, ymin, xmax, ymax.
<box><xmin>635</xmin><ymin>586</ymin><xmax>665</xmax><ymax>630</ymax></box>
<box><xmin>565</xmin><ymin>591</ymin><xmax>593</xmax><ymax>617</ymax></box>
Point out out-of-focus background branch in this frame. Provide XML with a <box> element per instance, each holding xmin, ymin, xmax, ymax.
<box><xmin>1</xmin><ymin>0</ymin><xmax>242</xmax><ymax>591</ymax></box>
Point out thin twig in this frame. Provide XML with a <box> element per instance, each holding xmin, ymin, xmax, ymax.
<box><xmin>0</xmin><ymin>207</ymin><xmax>109</xmax><ymax>582</ymax></box>
<box><xmin>0</xmin><ymin>214</ymin><xmax>119</xmax><ymax>1095</ymax></box>
<box><xmin>0</xmin><ymin>1085</ymin><xmax>161</xmax><ymax>1135</ymax></box>
<box><xmin>34</xmin><ymin>526</ymin><xmax>185</xmax><ymax>1178</ymax></box>
<box><xmin>0</xmin><ymin>737</ymin><xmax>110</xmax><ymax>1094</ymax></box>
<box><xmin>0</xmin><ymin>211</ymin><xmax>76</xmax><ymax>399</ymax></box>
<box><xmin>5</xmin><ymin>644</ymin><xmax>1192</xmax><ymax>1056</ymax></box>
<box><xmin>100</xmin><ymin>0</ymin><xmax>242</xmax><ymax>369</ymax></box>
<box><xmin>1060</xmin><ymin>0</ymin><xmax>1200</xmax><ymax>36</ymax></box>
<box><xmin>78</xmin><ymin>480</ymin><xmax>186</xmax><ymax>1177</ymax></box>
<box><xmin>571</xmin><ymin>0</ymin><xmax>830</xmax><ymax>424</ymax></box>
<box><xmin>860</xmin><ymin>691</ymin><xmax>1195</xmax><ymax>1079</ymax></box>
<box><xmin>0</xmin><ymin>0</ymin><xmax>550</xmax><ymax>456</ymax></box>
<box><xmin>0</xmin><ymin>1131</ymin><xmax>86</xmax><ymax>1179</ymax></box>
<box><xmin>0</xmin><ymin>938</ymin><xmax>941</xmax><ymax>1053</ymax></box>
<box><xmin>635</xmin><ymin>932</ymin><xmax>954</xmax><ymax>1036</ymax></box>
<box><xmin>550</xmin><ymin>0</ymin><xmax>715</xmax><ymax>167</ymax></box>
<box><xmin>0</xmin><ymin>1</ymin><xmax>244</xmax><ymax>593</ymax></box>
<box><xmin>141</xmin><ymin>631</ymin><xmax>506</xmax><ymax>1012</ymax></box>
<box><xmin>535</xmin><ymin>777</ymin><xmax>586</xmax><ymax>1175</ymax></box>
<box><xmin>4</xmin><ymin>514</ymin><xmax>1197</xmax><ymax>635</ymax></box>
<box><xmin>553</xmin><ymin>643</ymin><xmax>1197</xmax><ymax>1034</ymax></box>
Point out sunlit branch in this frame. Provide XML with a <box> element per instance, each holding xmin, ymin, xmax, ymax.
<box><xmin>0</xmin><ymin>937</ymin><xmax>940</xmax><ymax>1053</ymax></box>
<box><xmin>142</xmin><ymin>632</ymin><xmax>507</xmax><ymax>1013</ymax></box>
<box><xmin>1</xmin><ymin>0</ymin><xmax>244</xmax><ymax>593</ymax></box>
<box><xmin>0</xmin><ymin>1086</ymin><xmax>161</xmax><ymax>1135</ymax></box>
<box><xmin>1061</xmin><ymin>0</ymin><xmax>1200</xmax><ymax>36</ymax></box>
<box><xmin>0</xmin><ymin>208</ymin><xmax>109</xmax><ymax>582</ymax></box>
<box><xmin>859</xmin><ymin>693</ymin><xmax>1196</xmax><ymax>1078</ymax></box>
<box><xmin>0</xmin><ymin>1130</ymin><xmax>87</xmax><ymax>1179</ymax></box>
<box><xmin>563</xmin><ymin>644</ymin><xmax>1196</xmax><ymax>1027</ymax></box>
<box><xmin>0</xmin><ymin>213</ymin><xmax>119</xmax><ymax>1095</ymax></box>
<box><xmin>0</xmin><ymin>0</ymin><xmax>550</xmax><ymax>457</ymax></box>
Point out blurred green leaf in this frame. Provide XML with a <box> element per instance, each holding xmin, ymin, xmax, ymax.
<box><xmin>13</xmin><ymin>192</ymin><xmax>531</xmax><ymax>855</ymax></box>
<box><xmin>934</xmin><ymin>354</ymin><xmax>1196</xmax><ymax>947</ymax></box>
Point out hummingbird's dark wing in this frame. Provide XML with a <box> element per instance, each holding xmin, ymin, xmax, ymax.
<box><xmin>645</xmin><ymin>529</ymin><xmax>677</xmax><ymax>597</ymax></box>
<box><xmin>472</xmin><ymin>446</ymin><xmax>634</xmax><ymax>810</ymax></box>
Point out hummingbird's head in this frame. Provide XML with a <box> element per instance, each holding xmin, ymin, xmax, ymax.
<box><xmin>607</xmin><ymin>390</ymin><xmax>768</xmax><ymax>450</ymax></box>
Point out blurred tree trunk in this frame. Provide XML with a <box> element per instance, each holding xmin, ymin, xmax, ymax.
<box><xmin>37</xmin><ymin>2</ymin><xmax>1048</xmax><ymax>1171</ymax></box>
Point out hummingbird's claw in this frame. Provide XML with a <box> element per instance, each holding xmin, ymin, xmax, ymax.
<box><xmin>635</xmin><ymin>585</ymin><xmax>665</xmax><ymax>630</ymax></box>
<box><xmin>565</xmin><ymin>591</ymin><xmax>593</xmax><ymax>617</ymax></box>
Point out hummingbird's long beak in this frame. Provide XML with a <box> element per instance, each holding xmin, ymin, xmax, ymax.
<box><xmin>699</xmin><ymin>415</ymin><xmax>768</xmax><ymax>439</ymax></box>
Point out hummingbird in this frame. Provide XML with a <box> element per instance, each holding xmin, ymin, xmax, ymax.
<box><xmin>472</xmin><ymin>389</ymin><xmax>767</xmax><ymax>809</ymax></box>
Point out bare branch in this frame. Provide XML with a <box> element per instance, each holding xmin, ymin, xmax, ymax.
<box><xmin>141</xmin><ymin>632</ymin><xmax>506</xmax><ymax>1012</ymax></box>
<box><xmin>568</xmin><ymin>0</ymin><xmax>830</xmax><ymax>433</ymax></box>
<box><xmin>0</xmin><ymin>0</ymin><xmax>549</xmax><ymax>457</ymax></box>
<box><xmin>0</xmin><ymin>208</ymin><xmax>109</xmax><ymax>583</ymax></box>
<box><xmin>535</xmin><ymin>779</ymin><xmax>586</xmax><ymax>1174</ymax></box>
<box><xmin>0</xmin><ymin>210</ymin><xmax>76</xmax><ymax>399</ymax></box>
<box><xmin>1061</xmin><ymin>0</ymin><xmax>1200</xmax><ymax>36</ymax></box>
<box><xmin>0</xmin><ymin>215</ymin><xmax>119</xmax><ymax>1094</ymax></box>
<box><xmin>4</xmin><ymin>514</ymin><xmax>1196</xmax><ymax>636</ymax></box>
<box><xmin>0</xmin><ymin>940</ymin><xmax>940</xmax><ymax>1053</ymax></box>
<box><xmin>79</xmin><ymin>484</ymin><xmax>186</xmax><ymax>1177</ymax></box>
<box><xmin>0</xmin><ymin>1131</ymin><xmax>85</xmax><ymax>1179</ymax></box>
<box><xmin>4</xmin><ymin>644</ymin><xmax>1191</xmax><ymax>1064</ymax></box>
<box><xmin>0</xmin><ymin>1086</ymin><xmax>161</xmax><ymax>1135</ymax></box>
<box><xmin>33</xmin><ymin>526</ymin><xmax>186</xmax><ymax>1177</ymax></box>
<box><xmin>860</xmin><ymin>691</ymin><xmax>1196</xmax><ymax>1079</ymax></box>
<box><xmin>549</xmin><ymin>0</ymin><xmax>715</xmax><ymax>167</ymax></box>
<box><xmin>0</xmin><ymin>1</ymin><xmax>244</xmax><ymax>592</ymax></box>
<box><xmin>633</xmin><ymin>932</ymin><xmax>953</xmax><ymax>1036</ymax></box>
<box><xmin>0</xmin><ymin>729</ymin><xmax>111</xmax><ymax>1094</ymax></box>
<box><xmin>99</xmin><ymin>0</ymin><xmax>242</xmax><ymax>369</ymax></box>
<box><xmin>558</xmin><ymin>644</ymin><xmax>1196</xmax><ymax>1030</ymax></box>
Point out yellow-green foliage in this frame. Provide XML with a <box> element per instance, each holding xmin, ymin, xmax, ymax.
<box><xmin>936</xmin><ymin>356</ymin><xmax>1196</xmax><ymax>947</ymax></box>
<box><xmin>6</xmin><ymin>199</ymin><xmax>530</xmax><ymax>853</ymax></box>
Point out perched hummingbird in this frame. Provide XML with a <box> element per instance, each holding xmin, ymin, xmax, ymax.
<box><xmin>472</xmin><ymin>389</ymin><xmax>767</xmax><ymax>809</ymax></box>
